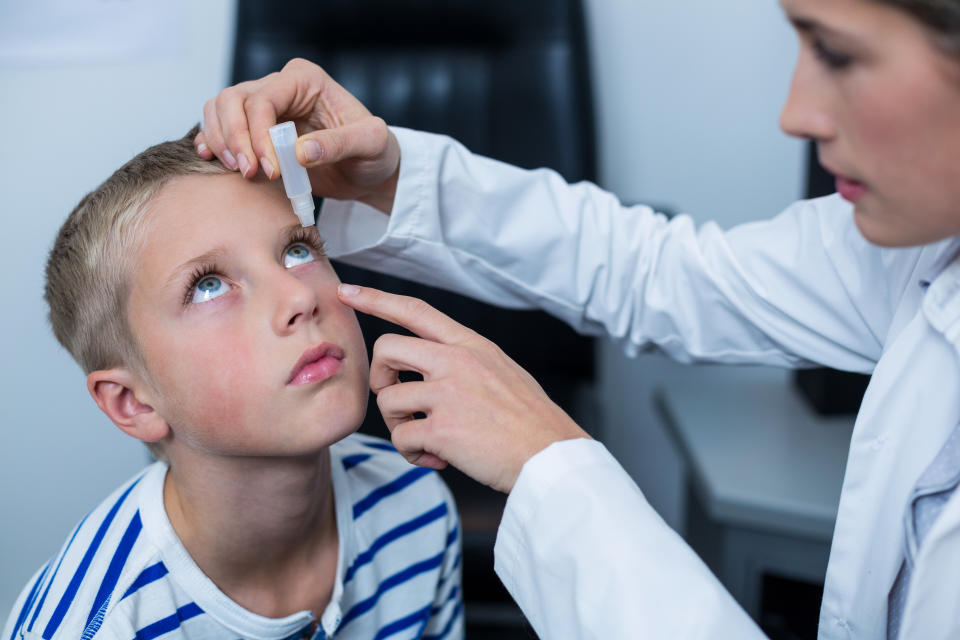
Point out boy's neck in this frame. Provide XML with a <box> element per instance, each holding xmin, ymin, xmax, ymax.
<box><xmin>162</xmin><ymin>448</ymin><xmax>339</xmax><ymax>618</ymax></box>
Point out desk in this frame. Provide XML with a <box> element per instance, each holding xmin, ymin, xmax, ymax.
<box><xmin>654</xmin><ymin>366</ymin><xmax>855</xmax><ymax>618</ymax></box>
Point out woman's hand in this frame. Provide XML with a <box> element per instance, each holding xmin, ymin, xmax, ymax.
<box><xmin>338</xmin><ymin>284</ymin><xmax>591</xmax><ymax>493</ymax></box>
<box><xmin>196</xmin><ymin>58</ymin><xmax>400</xmax><ymax>213</ymax></box>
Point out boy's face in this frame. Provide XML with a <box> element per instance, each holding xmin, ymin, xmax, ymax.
<box><xmin>127</xmin><ymin>172</ymin><xmax>369</xmax><ymax>458</ymax></box>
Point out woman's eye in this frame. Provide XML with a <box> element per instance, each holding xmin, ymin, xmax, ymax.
<box><xmin>284</xmin><ymin>243</ymin><xmax>317</xmax><ymax>268</ymax></box>
<box><xmin>190</xmin><ymin>275</ymin><xmax>228</xmax><ymax>304</ymax></box>
<box><xmin>813</xmin><ymin>39</ymin><xmax>853</xmax><ymax>70</ymax></box>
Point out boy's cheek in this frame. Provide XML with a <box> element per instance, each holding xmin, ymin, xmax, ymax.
<box><xmin>153</xmin><ymin>333</ymin><xmax>260</xmax><ymax>419</ymax></box>
<box><xmin>160</xmin><ymin>363</ymin><xmax>264</xmax><ymax>451</ymax></box>
<box><xmin>185</xmin><ymin>343</ymin><xmax>258</xmax><ymax>404</ymax></box>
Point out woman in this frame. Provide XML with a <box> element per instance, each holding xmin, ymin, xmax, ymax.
<box><xmin>196</xmin><ymin>0</ymin><xmax>960</xmax><ymax>636</ymax></box>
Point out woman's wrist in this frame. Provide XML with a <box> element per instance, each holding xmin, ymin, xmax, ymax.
<box><xmin>358</xmin><ymin>164</ymin><xmax>399</xmax><ymax>215</ymax></box>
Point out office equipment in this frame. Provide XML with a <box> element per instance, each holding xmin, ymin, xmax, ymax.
<box><xmin>656</xmin><ymin>365</ymin><xmax>854</xmax><ymax>630</ymax></box>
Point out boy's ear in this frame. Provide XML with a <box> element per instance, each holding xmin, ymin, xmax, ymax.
<box><xmin>87</xmin><ymin>369</ymin><xmax>169</xmax><ymax>444</ymax></box>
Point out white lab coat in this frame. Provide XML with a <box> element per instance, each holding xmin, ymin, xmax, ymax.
<box><xmin>317</xmin><ymin>127</ymin><xmax>960</xmax><ymax>639</ymax></box>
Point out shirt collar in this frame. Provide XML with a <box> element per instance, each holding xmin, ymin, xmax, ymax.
<box><xmin>923</xmin><ymin>248</ymin><xmax>960</xmax><ymax>348</ymax></box>
<box><xmin>918</xmin><ymin>236</ymin><xmax>960</xmax><ymax>290</ymax></box>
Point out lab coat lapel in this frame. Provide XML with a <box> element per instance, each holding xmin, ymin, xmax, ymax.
<box><xmin>820</xmin><ymin>295</ymin><xmax>960</xmax><ymax>638</ymax></box>
<box><xmin>897</xmin><ymin>484</ymin><xmax>960</xmax><ymax>639</ymax></box>
<box><xmin>892</xmin><ymin>258</ymin><xmax>960</xmax><ymax>638</ymax></box>
<box><xmin>923</xmin><ymin>259</ymin><xmax>960</xmax><ymax>352</ymax></box>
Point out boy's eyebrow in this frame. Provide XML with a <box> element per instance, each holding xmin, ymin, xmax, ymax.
<box><xmin>280</xmin><ymin>221</ymin><xmax>324</xmax><ymax>241</ymax></box>
<box><xmin>280</xmin><ymin>222</ymin><xmax>307</xmax><ymax>237</ymax></box>
<box><xmin>280</xmin><ymin>222</ymin><xmax>327</xmax><ymax>251</ymax></box>
<box><xmin>165</xmin><ymin>248</ymin><xmax>227</xmax><ymax>291</ymax></box>
<box><xmin>163</xmin><ymin>225</ymin><xmax>325</xmax><ymax>291</ymax></box>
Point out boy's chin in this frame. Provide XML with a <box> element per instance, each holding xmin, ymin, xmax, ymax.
<box><xmin>296</xmin><ymin>402</ymin><xmax>369</xmax><ymax>448</ymax></box>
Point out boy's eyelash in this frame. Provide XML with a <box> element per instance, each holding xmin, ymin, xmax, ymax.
<box><xmin>181</xmin><ymin>231</ymin><xmax>326</xmax><ymax>306</ymax></box>
<box><xmin>183</xmin><ymin>263</ymin><xmax>220</xmax><ymax>306</ymax></box>
<box><xmin>286</xmin><ymin>227</ymin><xmax>327</xmax><ymax>257</ymax></box>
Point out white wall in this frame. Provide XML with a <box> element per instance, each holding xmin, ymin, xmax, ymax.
<box><xmin>0</xmin><ymin>0</ymin><xmax>235</xmax><ymax>609</ymax></box>
<box><xmin>584</xmin><ymin>0</ymin><xmax>805</xmax><ymax>529</ymax></box>
<box><xmin>0</xmin><ymin>0</ymin><xmax>804</xmax><ymax>611</ymax></box>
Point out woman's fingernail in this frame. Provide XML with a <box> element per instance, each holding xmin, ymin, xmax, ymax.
<box><xmin>238</xmin><ymin>153</ymin><xmax>251</xmax><ymax>177</ymax></box>
<box><xmin>301</xmin><ymin>140</ymin><xmax>322</xmax><ymax>163</ymax></box>
<box><xmin>197</xmin><ymin>142</ymin><xmax>208</xmax><ymax>156</ymax></box>
<box><xmin>339</xmin><ymin>283</ymin><xmax>360</xmax><ymax>297</ymax></box>
<box><xmin>222</xmin><ymin>148</ymin><xmax>238</xmax><ymax>170</ymax></box>
<box><xmin>260</xmin><ymin>156</ymin><xmax>275</xmax><ymax>179</ymax></box>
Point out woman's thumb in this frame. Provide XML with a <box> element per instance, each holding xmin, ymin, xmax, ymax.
<box><xmin>295</xmin><ymin>117</ymin><xmax>390</xmax><ymax>167</ymax></box>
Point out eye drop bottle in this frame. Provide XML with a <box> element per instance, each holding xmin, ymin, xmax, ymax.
<box><xmin>269</xmin><ymin>121</ymin><xmax>315</xmax><ymax>226</ymax></box>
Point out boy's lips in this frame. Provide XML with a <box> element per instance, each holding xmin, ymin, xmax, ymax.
<box><xmin>287</xmin><ymin>343</ymin><xmax>345</xmax><ymax>386</ymax></box>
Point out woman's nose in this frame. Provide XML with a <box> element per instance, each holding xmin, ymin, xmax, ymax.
<box><xmin>779</xmin><ymin>53</ymin><xmax>836</xmax><ymax>142</ymax></box>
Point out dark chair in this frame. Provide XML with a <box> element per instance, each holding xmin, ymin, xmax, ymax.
<box><xmin>793</xmin><ymin>141</ymin><xmax>871</xmax><ymax>414</ymax></box>
<box><xmin>233</xmin><ymin>2</ymin><xmax>596</xmax><ymax>634</ymax></box>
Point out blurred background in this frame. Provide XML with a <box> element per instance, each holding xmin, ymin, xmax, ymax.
<box><xmin>0</xmin><ymin>0</ymin><xmax>816</xmax><ymax>637</ymax></box>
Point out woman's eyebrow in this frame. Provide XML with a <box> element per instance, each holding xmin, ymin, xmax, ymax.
<box><xmin>785</xmin><ymin>12</ymin><xmax>859</xmax><ymax>43</ymax></box>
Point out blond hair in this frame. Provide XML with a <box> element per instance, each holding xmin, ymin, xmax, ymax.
<box><xmin>45</xmin><ymin>125</ymin><xmax>228</xmax><ymax>458</ymax></box>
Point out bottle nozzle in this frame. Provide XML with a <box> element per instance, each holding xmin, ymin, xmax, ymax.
<box><xmin>291</xmin><ymin>193</ymin><xmax>315</xmax><ymax>227</ymax></box>
<box><xmin>269</xmin><ymin>121</ymin><xmax>316</xmax><ymax>227</ymax></box>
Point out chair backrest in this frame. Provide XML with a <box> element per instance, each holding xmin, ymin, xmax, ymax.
<box><xmin>234</xmin><ymin>0</ymin><xmax>595</xmax><ymax>182</ymax></box>
<box><xmin>233</xmin><ymin>0</ymin><xmax>598</xmax><ymax>436</ymax></box>
<box><xmin>794</xmin><ymin>141</ymin><xmax>870</xmax><ymax>414</ymax></box>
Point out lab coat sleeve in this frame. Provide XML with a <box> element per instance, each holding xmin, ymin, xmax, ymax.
<box><xmin>318</xmin><ymin>127</ymin><xmax>910</xmax><ymax>372</ymax></box>
<box><xmin>493</xmin><ymin>438</ymin><xmax>765</xmax><ymax>639</ymax></box>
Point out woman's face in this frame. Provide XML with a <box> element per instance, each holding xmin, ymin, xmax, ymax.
<box><xmin>780</xmin><ymin>0</ymin><xmax>960</xmax><ymax>247</ymax></box>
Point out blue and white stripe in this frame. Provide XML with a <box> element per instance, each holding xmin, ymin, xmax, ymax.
<box><xmin>3</xmin><ymin>433</ymin><xmax>463</xmax><ymax>639</ymax></box>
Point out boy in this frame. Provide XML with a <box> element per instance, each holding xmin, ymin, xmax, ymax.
<box><xmin>3</xmin><ymin>127</ymin><xmax>463</xmax><ymax>640</ymax></box>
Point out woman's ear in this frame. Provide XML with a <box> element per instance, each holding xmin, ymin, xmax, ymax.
<box><xmin>87</xmin><ymin>369</ymin><xmax>169</xmax><ymax>444</ymax></box>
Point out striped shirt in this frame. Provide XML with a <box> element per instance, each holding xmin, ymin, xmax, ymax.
<box><xmin>3</xmin><ymin>433</ymin><xmax>463</xmax><ymax>640</ymax></box>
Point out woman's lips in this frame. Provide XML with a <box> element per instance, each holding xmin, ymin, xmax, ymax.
<box><xmin>287</xmin><ymin>343</ymin><xmax>345</xmax><ymax>386</ymax></box>
<box><xmin>835</xmin><ymin>175</ymin><xmax>867</xmax><ymax>202</ymax></box>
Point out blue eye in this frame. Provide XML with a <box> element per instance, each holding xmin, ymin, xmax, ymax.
<box><xmin>191</xmin><ymin>275</ymin><xmax>227</xmax><ymax>303</ymax></box>
<box><xmin>284</xmin><ymin>243</ymin><xmax>316</xmax><ymax>268</ymax></box>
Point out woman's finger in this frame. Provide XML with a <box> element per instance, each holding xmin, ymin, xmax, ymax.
<box><xmin>296</xmin><ymin>116</ymin><xmax>391</xmax><ymax>168</ymax></box>
<box><xmin>244</xmin><ymin>92</ymin><xmax>281</xmax><ymax>180</ymax></box>
<box><xmin>369</xmin><ymin>333</ymin><xmax>449</xmax><ymax>394</ymax></box>
<box><xmin>339</xmin><ymin>284</ymin><xmax>474</xmax><ymax>345</ymax></box>
<box><xmin>194</xmin><ymin>130</ymin><xmax>213</xmax><ymax>159</ymax></box>
<box><xmin>201</xmin><ymin>99</ymin><xmax>237</xmax><ymax>170</ymax></box>
<box><xmin>391</xmin><ymin>417</ymin><xmax>448</xmax><ymax>470</ymax></box>
<box><xmin>215</xmin><ymin>85</ymin><xmax>259</xmax><ymax>178</ymax></box>
<box><xmin>375</xmin><ymin>379</ymin><xmax>434</xmax><ymax>430</ymax></box>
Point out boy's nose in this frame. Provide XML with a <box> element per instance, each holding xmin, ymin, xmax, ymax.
<box><xmin>271</xmin><ymin>272</ymin><xmax>321</xmax><ymax>336</ymax></box>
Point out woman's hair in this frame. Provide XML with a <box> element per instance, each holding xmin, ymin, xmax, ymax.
<box><xmin>877</xmin><ymin>0</ymin><xmax>960</xmax><ymax>57</ymax></box>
